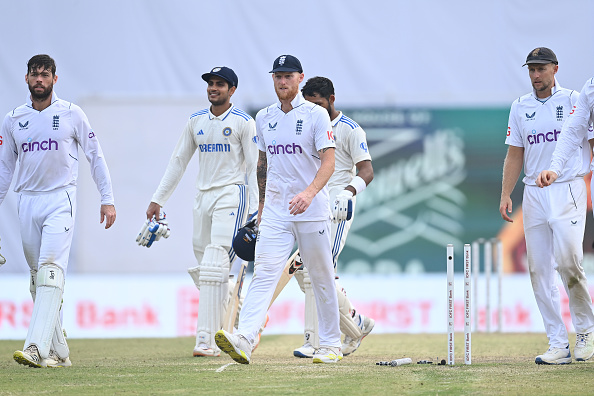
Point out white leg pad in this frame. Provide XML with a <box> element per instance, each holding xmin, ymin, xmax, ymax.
<box><xmin>25</xmin><ymin>264</ymin><xmax>64</xmax><ymax>359</ymax></box>
<box><xmin>29</xmin><ymin>269</ymin><xmax>69</xmax><ymax>359</ymax></box>
<box><xmin>302</xmin><ymin>267</ymin><xmax>319</xmax><ymax>349</ymax></box>
<box><xmin>336</xmin><ymin>279</ymin><xmax>363</xmax><ymax>339</ymax></box>
<box><xmin>188</xmin><ymin>265</ymin><xmax>200</xmax><ymax>290</ymax></box>
<box><xmin>294</xmin><ymin>265</ymin><xmax>306</xmax><ymax>293</ymax></box>
<box><xmin>196</xmin><ymin>245</ymin><xmax>229</xmax><ymax>349</ymax></box>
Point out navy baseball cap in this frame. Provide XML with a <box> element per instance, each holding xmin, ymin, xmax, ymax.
<box><xmin>269</xmin><ymin>55</ymin><xmax>303</xmax><ymax>73</ymax></box>
<box><xmin>202</xmin><ymin>66</ymin><xmax>238</xmax><ymax>88</ymax></box>
<box><xmin>523</xmin><ymin>47</ymin><xmax>558</xmax><ymax>66</ymax></box>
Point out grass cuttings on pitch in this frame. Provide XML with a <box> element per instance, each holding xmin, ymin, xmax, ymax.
<box><xmin>0</xmin><ymin>333</ymin><xmax>591</xmax><ymax>395</ymax></box>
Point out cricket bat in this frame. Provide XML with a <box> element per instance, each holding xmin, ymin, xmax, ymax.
<box><xmin>268</xmin><ymin>249</ymin><xmax>302</xmax><ymax>309</ymax></box>
<box><xmin>222</xmin><ymin>260</ymin><xmax>248</xmax><ymax>332</ymax></box>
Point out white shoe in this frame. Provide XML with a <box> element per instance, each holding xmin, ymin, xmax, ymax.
<box><xmin>575</xmin><ymin>333</ymin><xmax>594</xmax><ymax>361</ymax></box>
<box><xmin>46</xmin><ymin>350</ymin><xmax>72</xmax><ymax>368</ymax></box>
<box><xmin>293</xmin><ymin>343</ymin><xmax>316</xmax><ymax>358</ymax></box>
<box><xmin>342</xmin><ymin>314</ymin><xmax>375</xmax><ymax>356</ymax></box>
<box><xmin>312</xmin><ymin>346</ymin><xmax>343</xmax><ymax>363</ymax></box>
<box><xmin>215</xmin><ymin>329</ymin><xmax>252</xmax><ymax>364</ymax></box>
<box><xmin>535</xmin><ymin>346</ymin><xmax>572</xmax><ymax>365</ymax></box>
<box><xmin>193</xmin><ymin>343</ymin><xmax>221</xmax><ymax>357</ymax></box>
<box><xmin>13</xmin><ymin>345</ymin><xmax>46</xmax><ymax>368</ymax></box>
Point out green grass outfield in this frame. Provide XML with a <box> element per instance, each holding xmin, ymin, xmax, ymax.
<box><xmin>0</xmin><ymin>333</ymin><xmax>591</xmax><ymax>395</ymax></box>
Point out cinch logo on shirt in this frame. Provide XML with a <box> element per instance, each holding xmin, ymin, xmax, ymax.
<box><xmin>199</xmin><ymin>143</ymin><xmax>231</xmax><ymax>152</ymax></box>
<box><xmin>267</xmin><ymin>142</ymin><xmax>303</xmax><ymax>155</ymax></box>
<box><xmin>22</xmin><ymin>138</ymin><xmax>59</xmax><ymax>152</ymax></box>
<box><xmin>527</xmin><ymin>129</ymin><xmax>560</xmax><ymax>145</ymax></box>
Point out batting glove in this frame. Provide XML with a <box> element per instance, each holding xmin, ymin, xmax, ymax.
<box><xmin>0</xmin><ymin>236</ymin><xmax>5</xmax><ymax>265</ymax></box>
<box><xmin>136</xmin><ymin>212</ymin><xmax>171</xmax><ymax>248</ymax></box>
<box><xmin>332</xmin><ymin>190</ymin><xmax>353</xmax><ymax>223</ymax></box>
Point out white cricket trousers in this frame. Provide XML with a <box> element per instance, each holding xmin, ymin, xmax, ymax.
<box><xmin>193</xmin><ymin>184</ymin><xmax>248</xmax><ymax>264</ymax></box>
<box><xmin>523</xmin><ymin>179</ymin><xmax>594</xmax><ymax>348</ymax></box>
<box><xmin>238</xmin><ymin>218</ymin><xmax>341</xmax><ymax>348</ymax></box>
<box><xmin>18</xmin><ymin>186</ymin><xmax>76</xmax><ymax>272</ymax></box>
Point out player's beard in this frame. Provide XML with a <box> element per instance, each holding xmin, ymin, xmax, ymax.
<box><xmin>275</xmin><ymin>83</ymin><xmax>299</xmax><ymax>102</ymax></box>
<box><xmin>28</xmin><ymin>82</ymin><xmax>53</xmax><ymax>102</ymax></box>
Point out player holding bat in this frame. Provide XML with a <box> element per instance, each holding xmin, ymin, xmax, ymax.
<box><xmin>292</xmin><ymin>76</ymin><xmax>375</xmax><ymax>358</ymax></box>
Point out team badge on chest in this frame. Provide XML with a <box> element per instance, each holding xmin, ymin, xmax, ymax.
<box><xmin>222</xmin><ymin>127</ymin><xmax>232</xmax><ymax>136</ymax></box>
<box><xmin>556</xmin><ymin>105</ymin><xmax>563</xmax><ymax>121</ymax></box>
<box><xmin>296</xmin><ymin>119</ymin><xmax>303</xmax><ymax>135</ymax></box>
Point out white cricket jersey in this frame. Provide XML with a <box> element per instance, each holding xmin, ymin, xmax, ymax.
<box><xmin>256</xmin><ymin>92</ymin><xmax>335</xmax><ymax>221</ymax></box>
<box><xmin>328</xmin><ymin>111</ymin><xmax>372</xmax><ymax>189</ymax></box>
<box><xmin>0</xmin><ymin>92</ymin><xmax>114</xmax><ymax>205</ymax></box>
<box><xmin>550</xmin><ymin>77</ymin><xmax>594</xmax><ymax>176</ymax></box>
<box><xmin>505</xmin><ymin>79</ymin><xmax>590</xmax><ymax>185</ymax></box>
<box><xmin>152</xmin><ymin>104</ymin><xmax>258</xmax><ymax>212</ymax></box>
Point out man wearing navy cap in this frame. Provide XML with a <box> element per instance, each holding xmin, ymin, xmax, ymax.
<box><xmin>501</xmin><ymin>47</ymin><xmax>594</xmax><ymax>364</ymax></box>
<box><xmin>144</xmin><ymin>66</ymin><xmax>258</xmax><ymax>357</ymax></box>
<box><xmin>216</xmin><ymin>55</ymin><xmax>343</xmax><ymax>364</ymax></box>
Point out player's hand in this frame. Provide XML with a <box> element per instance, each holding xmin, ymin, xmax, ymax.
<box><xmin>536</xmin><ymin>170</ymin><xmax>558</xmax><ymax>188</ymax></box>
<box><xmin>100</xmin><ymin>204</ymin><xmax>116</xmax><ymax>229</ymax></box>
<box><xmin>0</xmin><ymin>236</ymin><xmax>6</xmax><ymax>266</ymax></box>
<box><xmin>332</xmin><ymin>190</ymin><xmax>353</xmax><ymax>223</ymax></box>
<box><xmin>289</xmin><ymin>190</ymin><xmax>315</xmax><ymax>215</ymax></box>
<box><xmin>146</xmin><ymin>202</ymin><xmax>163</xmax><ymax>220</ymax></box>
<box><xmin>136</xmin><ymin>211</ymin><xmax>171</xmax><ymax>247</ymax></box>
<box><xmin>499</xmin><ymin>196</ymin><xmax>513</xmax><ymax>223</ymax></box>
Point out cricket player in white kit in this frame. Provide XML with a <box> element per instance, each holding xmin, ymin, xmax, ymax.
<box><xmin>536</xmin><ymin>75</ymin><xmax>594</xmax><ymax>362</ymax></box>
<box><xmin>0</xmin><ymin>55</ymin><xmax>116</xmax><ymax>368</ymax></box>
<box><xmin>291</xmin><ymin>76</ymin><xmax>375</xmax><ymax>358</ymax></box>
<box><xmin>500</xmin><ymin>48</ymin><xmax>594</xmax><ymax>364</ymax></box>
<box><xmin>145</xmin><ymin>66</ymin><xmax>258</xmax><ymax>357</ymax></box>
<box><xmin>215</xmin><ymin>55</ymin><xmax>342</xmax><ymax>364</ymax></box>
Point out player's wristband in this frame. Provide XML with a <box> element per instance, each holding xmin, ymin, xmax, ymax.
<box><xmin>348</xmin><ymin>176</ymin><xmax>367</xmax><ymax>195</ymax></box>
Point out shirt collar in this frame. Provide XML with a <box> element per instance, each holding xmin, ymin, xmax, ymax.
<box><xmin>277</xmin><ymin>92</ymin><xmax>306</xmax><ymax>111</ymax></box>
<box><xmin>209</xmin><ymin>104</ymin><xmax>234</xmax><ymax>120</ymax></box>
<box><xmin>27</xmin><ymin>91</ymin><xmax>59</xmax><ymax>108</ymax></box>
<box><xmin>532</xmin><ymin>77</ymin><xmax>561</xmax><ymax>99</ymax></box>
<box><xmin>331</xmin><ymin>111</ymin><xmax>343</xmax><ymax>127</ymax></box>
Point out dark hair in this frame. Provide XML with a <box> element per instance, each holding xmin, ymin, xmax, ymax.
<box><xmin>27</xmin><ymin>54</ymin><xmax>56</xmax><ymax>75</ymax></box>
<box><xmin>301</xmin><ymin>76</ymin><xmax>334</xmax><ymax>99</ymax></box>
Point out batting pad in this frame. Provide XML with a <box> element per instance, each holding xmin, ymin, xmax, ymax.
<box><xmin>188</xmin><ymin>265</ymin><xmax>200</xmax><ymax>290</ymax></box>
<box><xmin>25</xmin><ymin>264</ymin><xmax>64</xmax><ymax>359</ymax></box>
<box><xmin>29</xmin><ymin>269</ymin><xmax>69</xmax><ymax>359</ymax></box>
<box><xmin>196</xmin><ymin>245</ymin><xmax>230</xmax><ymax>349</ymax></box>
<box><xmin>302</xmin><ymin>268</ymin><xmax>320</xmax><ymax>349</ymax></box>
<box><xmin>336</xmin><ymin>279</ymin><xmax>362</xmax><ymax>339</ymax></box>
